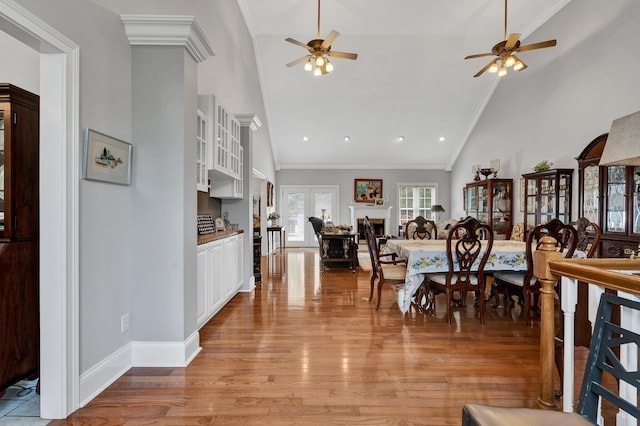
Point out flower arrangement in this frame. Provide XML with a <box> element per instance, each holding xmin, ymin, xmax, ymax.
<box><xmin>336</xmin><ymin>224</ymin><xmax>353</xmax><ymax>234</ymax></box>
<box><xmin>267</xmin><ymin>212</ymin><xmax>280</xmax><ymax>221</ymax></box>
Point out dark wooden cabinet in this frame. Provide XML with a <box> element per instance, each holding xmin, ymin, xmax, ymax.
<box><xmin>577</xmin><ymin>133</ymin><xmax>640</xmax><ymax>258</ymax></box>
<box><xmin>464</xmin><ymin>178</ymin><xmax>513</xmax><ymax>239</ymax></box>
<box><xmin>0</xmin><ymin>83</ymin><xmax>39</xmax><ymax>393</ymax></box>
<box><xmin>523</xmin><ymin>169</ymin><xmax>573</xmax><ymax>230</ymax></box>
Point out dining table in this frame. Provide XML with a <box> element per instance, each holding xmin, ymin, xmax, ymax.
<box><xmin>383</xmin><ymin>239</ymin><xmax>584</xmax><ymax>314</ymax></box>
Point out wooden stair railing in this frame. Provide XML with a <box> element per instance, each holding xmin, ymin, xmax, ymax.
<box><xmin>535</xmin><ymin>236</ymin><xmax>640</xmax><ymax>422</ymax></box>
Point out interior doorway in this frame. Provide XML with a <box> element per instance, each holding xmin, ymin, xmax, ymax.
<box><xmin>0</xmin><ymin>3</ymin><xmax>80</xmax><ymax>419</ymax></box>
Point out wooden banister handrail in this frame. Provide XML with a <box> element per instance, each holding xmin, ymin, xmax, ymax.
<box><xmin>535</xmin><ymin>239</ymin><xmax>640</xmax><ymax>411</ymax></box>
<box><xmin>548</xmin><ymin>258</ymin><xmax>640</xmax><ymax>294</ymax></box>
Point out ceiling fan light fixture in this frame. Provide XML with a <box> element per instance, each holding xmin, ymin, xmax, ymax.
<box><xmin>315</xmin><ymin>55</ymin><xmax>325</xmax><ymax>67</ymax></box>
<box><xmin>488</xmin><ymin>62</ymin><xmax>499</xmax><ymax>73</ymax></box>
<box><xmin>314</xmin><ymin>67</ymin><xmax>322</xmax><ymax>76</ymax></box>
<box><xmin>498</xmin><ymin>65</ymin><xmax>507</xmax><ymax>77</ymax></box>
<box><xmin>505</xmin><ymin>55</ymin><xmax>516</xmax><ymax>67</ymax></box>
<box><xmin>513</xmin><ymin>60</ymin><xmax>524</xmax><ymax>71</ymax></box>
<box><xmin>304</xmin><ymin>58</ymin><xmax>313</xmax><ymax>71</ymax></box>
<box><xmin>325</xmin><ymin>59</ymin><xmax>334</xmax><ymax>72</ymax></box>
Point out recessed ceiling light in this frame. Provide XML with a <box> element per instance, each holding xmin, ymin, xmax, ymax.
<box><xmin>439</xmin><ymin>136</ymin><xmax>446</xmax><ymax>142</ymax></box>
<box><xmin>303</xmin><ymin>136</ymin><xmax>309</xmax><ymax>142</ymax></box>
<box><xmin>343</xmin><ymin>136</ymin><xmax>351</xmax><ymax>142</ymax></box>
<box><xmin>393</xmin><ymin>136</ymin><xmax>405</xmax><ymax>144</ymax></box>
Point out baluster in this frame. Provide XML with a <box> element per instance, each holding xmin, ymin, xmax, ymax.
<box><xmin>560</xmin><ymin>276</ymin><xmax>578</xmax><ymax>413</ymax></box>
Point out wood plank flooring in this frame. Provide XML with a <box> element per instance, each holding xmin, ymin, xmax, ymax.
<box><xmin>50</xmin><ymin>248</ymin><xmax>600</xmax><ymax>425</ymax></box>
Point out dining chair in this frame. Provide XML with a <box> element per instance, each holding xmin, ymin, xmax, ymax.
<box><xmin>509</xmin><ymin>222</ymin><xmax>526</xmax><ymax>242</ymax></box>
<box><xmin>363</xmin><ymin>216</ymin><xmax>407</xmax><ymax>310</ymax></box>
<box><xmin>404</xmin><ymin>216</ymin><xmax>437</xmax><ymax>240</ymax></box>
<box><xmin>492</xmin><ymin>218</ymin><xmax>578</xmax><ymax>326</ymax></box>
<box><xmin>462</xmin><ymin>293</ymin><xmax>640</xmax><ymax>426</ymax></box>
<box><xmin>423</xmin><ymin>216</ymin><xmax>494</xmax><ymax>325</ymax></box>
<box><xmin>308</xmin><ymin>216</ymin><xmax>323</xmax><ymax>245</ymax></box>
<box><xmin>571</xmin><ymin>217</ymin><xmax>601</xmax><ymax>258</ymax></box>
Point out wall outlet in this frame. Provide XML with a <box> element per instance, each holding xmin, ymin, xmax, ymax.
<box><xmin>121</xmin><ymin>313</ymin><xmax>130</xmax><ymax>333</ymax></box>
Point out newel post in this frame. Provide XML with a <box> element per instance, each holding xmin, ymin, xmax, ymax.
<box><xmin>533</xmin><ymin>236</ymin><xmax>562</xmax><ymax>409</ymax></box>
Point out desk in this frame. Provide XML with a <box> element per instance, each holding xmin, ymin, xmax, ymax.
<box><xmin>267</xmin><ymin>226</ymin><xmax>286</xmax><ymax>253</ymax></box>
<box><xmin>319</xmin><ymin>232</ymin><xmax>357</xmax><ymax>273</ymax></box>
<box><xmin>385</xmin><ymin>240</ymin><xmax>529</xmax><ymax>314</ymax></box>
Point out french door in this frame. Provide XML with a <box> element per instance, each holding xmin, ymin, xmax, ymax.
<box><xmin>281</xmin><ymin>185</ymin><xmax>338</xmax><ymax>247</ymax></box>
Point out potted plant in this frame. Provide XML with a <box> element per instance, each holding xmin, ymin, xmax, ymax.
<box><xmin>267</xmin><ymin>211</ymin><xmax>280</xmax><ymax>226</ymax></box>
<box><xmin>534</xmin><ymin>160</ymin><xmax>553</xmax><ymax>172</ymax></box>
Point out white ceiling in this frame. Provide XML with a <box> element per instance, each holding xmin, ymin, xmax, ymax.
<box><xmin>237</xmin><ymin>0</ymin><xmax>572</xmax><ymax>170</ymax></box>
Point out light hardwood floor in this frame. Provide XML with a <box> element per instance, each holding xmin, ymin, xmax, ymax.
<box><xmin>50</xmin><ymin>248</ymin><xmax>598</xmax><ymax>425</ymax></box>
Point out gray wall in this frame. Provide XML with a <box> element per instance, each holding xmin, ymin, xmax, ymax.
<box><xmin>276</xmin><ymin>168</ymin><xmax>451</xmax><ymax>235</ymax></box>
<box><xmin>452</xmin><ymin>0</ymin><xmax>640</xmax><ymax>222</ymax></box>
<box><xmin>5</xmin><ymin>0</ymin><xmax>275</xmax><ymax>377</ymax></box>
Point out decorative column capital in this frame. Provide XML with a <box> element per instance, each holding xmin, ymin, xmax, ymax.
<box><xmin>121</xmin><ymin>15</ymin><xmax>214</xmax><ymax>63</ymax></box>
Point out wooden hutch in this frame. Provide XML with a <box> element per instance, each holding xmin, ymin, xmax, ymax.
<box><xmin>0</xmin><ymin>84</ymin><xmax>40</xmax><ymax>394</ymax></box>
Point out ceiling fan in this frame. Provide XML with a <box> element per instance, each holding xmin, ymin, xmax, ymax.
<box><xmin>465</xmin><ymin>0</ymin><xmax>557</xmax><ymax>78</ymax></box>
<box><xmin>285</xmin><ymin>0</ymin><xmax>358</xmax><ymax>76</ymax></box>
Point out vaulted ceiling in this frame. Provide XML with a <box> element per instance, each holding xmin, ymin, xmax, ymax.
<box><xmin>237</xmin><ymin>0</ymin><xmax>572</xmax><ymax>170</ymax></box>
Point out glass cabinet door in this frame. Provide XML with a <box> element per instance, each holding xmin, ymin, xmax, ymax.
<box><xmin>605</xmin><ymin>166</ymin><xmax>626</xmax><ymax>233</ymax></box>
<box><xmin>633</xmin><ymin>167</ymin><xmax>640</xmax><ymax>236</ymax></box>
<box><xmin>0</xmin><ymin>108</ymin><xmax>4</xmax><ymax>233</ymax></box>
<box><xmin>525</xmin><ymin>177</ymin><xmax>538</xmax><ymax>226</ymax></box>
<box><xmin>557</xmin><ymin>172</ymin><xmax>571</xmax><ymax>224</ymax></box>
<box><xmin>582</xmin><ymin>164</ymin><xmax>600</xmax><ymax>225</ymax></box>
<box><xmin>477</xmin><ymin>183</ymin><xmax>488</xmax><ymax>222</ymax></box>
<box><xmin>467</xmin><ymin>186</ymin><xmax>476</xmax><ymax>216</ymax></box>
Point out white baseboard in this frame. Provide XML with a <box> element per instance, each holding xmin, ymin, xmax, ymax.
<box><xmin>79</xmin><ymin>332</ymin><xmax>201</xmax><ymax>407</ymax></box>
<box><xmin>79</xmin><ymin>343</ymin><xmax>132</xmax><ymax>407</ymax></box>
<box><xmin>132</xmin><ymin>331</ymin><xmax>201</xmax><ymax>367</ymax></box>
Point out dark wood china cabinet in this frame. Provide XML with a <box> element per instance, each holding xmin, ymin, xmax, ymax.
<box><xmin>523</xmin><ymin>169</ymin><xmax>573</xmax><ymax>231</ymax></box>
<box><xmin>577</xmin><ymin>133</ymin><xmax>640</xmax><ymax>257</ymax></box>
<box><xmin>464</xmin><ymin>178</ymin><xmax>513</xmax><ymax>239</ymax></box>
<box><xmin>0</xmin><ymin>83</ymin><xmax>39</xmax><ymax>394</ymax></box>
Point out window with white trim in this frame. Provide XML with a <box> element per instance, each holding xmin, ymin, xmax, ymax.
<box><xmin>398</xmin><ymin>184</ymin><xmax>437</xmax><ymax>226</ymax></box>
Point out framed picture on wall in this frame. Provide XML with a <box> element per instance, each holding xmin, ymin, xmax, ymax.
<box><xmin>82</xmin><ymin>128</ymin><xmax>132</xmax><ymax>185</ymax></box>
<box><xmin>354</xmin><ymin>179</ymin><xmax>383</xmax><ymax>203</ymax></box>
<box><xmin>266</xmin><ymin>181</ymin><xmax>274</xmax><ymax>206</ymax></box>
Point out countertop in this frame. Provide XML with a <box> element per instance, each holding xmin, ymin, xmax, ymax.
<box><xmin>197</xmin><ymin>229</ymin><xmax>244</xmax><ymax>245</ymax></box>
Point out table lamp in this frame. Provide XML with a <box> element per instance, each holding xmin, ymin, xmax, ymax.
<box><xmin>431</xmin><ymin>204</ymin><xmax>445</xmax><ymax>221</ymax></box>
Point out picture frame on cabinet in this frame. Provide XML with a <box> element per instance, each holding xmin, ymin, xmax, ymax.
<box><xmin>82</xmin><ymin>128</ymin><xmax>132</xmax><ymax>185</ymax></box>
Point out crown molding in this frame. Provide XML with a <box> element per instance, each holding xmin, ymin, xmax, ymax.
<box><xmin>121</xmin><ymin>15</ymin><xmax>214</xmax><ymax>63</ymax></box>
<box><xmin>235</xmin><ymin>113</ymin><xmax>262</xmax><ymax>131</ymax></box>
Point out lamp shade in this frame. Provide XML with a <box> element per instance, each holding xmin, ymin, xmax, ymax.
<box><xmin>431</xmin><ymin>204</ymin><xmax>445</xmax><ymax>213</ymax></box>
<box><xmin>600</xmin><ymin>110</ymin><xmax>640</xmax><ymax>166</ymax></box>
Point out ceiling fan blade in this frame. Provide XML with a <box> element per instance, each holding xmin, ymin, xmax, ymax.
<box><xmin>505</xmin><ymin>33</ymin><xmax>521</xmax><ymax>50</ymax></box>
<box><xmin>285</xmin><ymin>37</ymin><xmax>313</xmax><ymax>52</ymax></box>
<box><xmin>320</xmin><ymin>30</ymin><xmax>340</xmax><ymax>49</ymax></box>
<box><xmin>327</xmin><ymin>51</ymin><xmax>358</xmax><ymax>60</ymax></box>
<box><xmin>464</xmin><ymin>52</ymin><xmax>495</xmax><ymax>60</ymax></box>
<box><xmin>286</xmin><ymin>56</ymin><xmax>310</xmax><ymax>67</ymax></box>
<box><xmin>473</xmin><ymin>60</ymin><xmax>497</xmax><ymax>78</ymax></box>
<box><xmin>516</xmin><ymin>39</ymin><xmax>557</xmax><ymax>52</ymax></box>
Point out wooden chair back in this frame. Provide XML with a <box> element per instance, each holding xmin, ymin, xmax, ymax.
<box><xmin>571</xmin><ymin>217</ymin><xmax>601</xmax><ymax>258</ymax></box>
<box><xmin>446</xmin><ymin>217</ymin><xmax>494</xmax><ymax>288</ymax></box>
<box><xmin>404</xmin><ymin>216</ymin><xmax>437</xmax><ymax>240</ymax></box>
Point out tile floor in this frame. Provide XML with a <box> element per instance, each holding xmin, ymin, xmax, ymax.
<box><xmin>0</xmin><ymin>379</ymin><xmax>49</xmax><ymax>425</ymax></box>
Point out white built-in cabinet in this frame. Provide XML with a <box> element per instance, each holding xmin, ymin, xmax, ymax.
<box><xmin>196</xmin><ymin>95</ymin><xmax>243</xmax><ymax>198</ymax></box>
<box><xmin>196</xmin><ymin>109</ymin><xmax>208</xmax><ymax>192</ymax></box>
<box><xmin>196</xmin><ymin>233</ymin><xmax>244</xmax><ymax>328</ymax></box>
